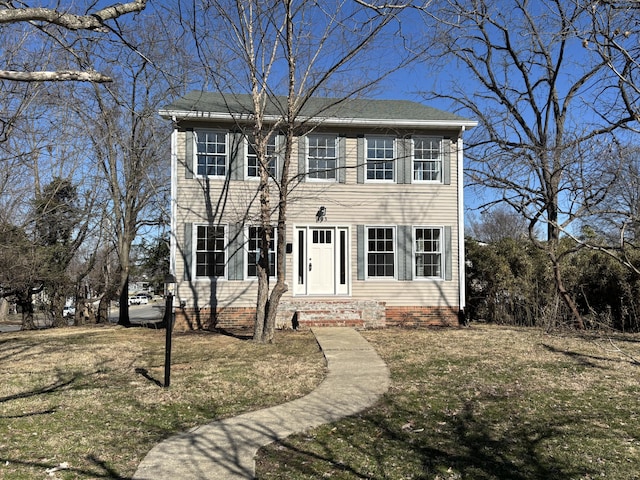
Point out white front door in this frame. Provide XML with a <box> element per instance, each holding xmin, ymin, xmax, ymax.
<box><xmin>294</xmin><ymin>226</ymin><xmax>350</xmax><ymax>296</ymax></box>
<box><xmin>308</xmin><ymin>229</ymin><xmax>335</xmax><ymax>294</ymax></box>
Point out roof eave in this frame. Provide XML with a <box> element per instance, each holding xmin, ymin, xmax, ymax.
<box><xmin>159</xmin><ymin>109</ymin><xmax>478</xmax><ymax>129</ymax></box>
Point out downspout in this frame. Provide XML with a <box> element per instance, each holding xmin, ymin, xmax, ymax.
<box><xmin>457</xmin><ymin>127</ymin><xmax>466</xmax><ymax>324</ymax></box>
<box><xmin>169</xmin><ymin>118</ymin><xmax>178</xmax><ymax>294</ymax></box>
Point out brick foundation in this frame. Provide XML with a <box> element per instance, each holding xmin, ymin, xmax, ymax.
<box><xmin>385</xmin><ymin>306</ymin><xmax>461</xmax><ymax>328</ymax></box>
<box><xmin>174</xmin><ymin>306</ymin><xmax>255</xmax><ymax>331</ymax></box>
<box><xmin>173</xmin><ymin>302</ymin><xmax>460</xmax><ymax>331</ymax></box>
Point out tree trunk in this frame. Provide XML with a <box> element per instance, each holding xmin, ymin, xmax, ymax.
<box><xmin>263</xmin><ymin>280</ymin><xmax>287</xmax><ymax>343</ymax></box>
<box><xmin>552</xmin><ymin>258</ymin><xmax>584</xmax><ymax>329</ymax></box>
<box><xmin>254</xmin><ymin>166</ymin><xmax>271</xmax><ymax>341</ymax></box>
<box><xmin>51</xmin><ymin>293</ymin><xmax>67</xmax><ymax>328</ymax></box>
<box><xmin>118</xmin><ymin>272</ymin><xmax>131</xmax><ymax>326</ymax></box>
<box><xmin>19</xmin><ymin>293</ymin><xmax>36</xmax><ymax>330</ymax></box>
<box><xmin>97</xmin><ymin>296</ymin><xmax>110</xmax><ymax>324</ymax></box>
<box><xmin>0</xmin><ymin>298</ymin><xmax>8</xmax><ymax>321</ymax></box>
<box><xmin>261</xmin><ymin>194</ymin><xmax>290</xmax><ymax>343</ymax></box>
<box><xmin>547</xmin><ymin>183</ymin><xmax>584</xmax><ymax>329</ymax></box>
<box><xmin>254</xmin><ymin>268</ymin><xmax>268</xmax><ymax>341</ymax></box>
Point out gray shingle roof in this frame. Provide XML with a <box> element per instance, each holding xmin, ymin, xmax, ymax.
<box><xmin>160</xmin><ymin>91</ymin><xmax>476</xmax><ymax>128</ymax></box>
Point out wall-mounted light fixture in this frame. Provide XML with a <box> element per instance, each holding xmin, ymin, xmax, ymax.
<box><xmin>316</xmin><ymin>206</ymin><xmax>326</xmax><ymax>222</ymax></box>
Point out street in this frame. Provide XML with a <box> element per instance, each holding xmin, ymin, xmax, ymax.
<box><xmin>108</xmin><ymin>302</ymin><xmax>166</xmax><ymax>326</ymax></box>
<box><xmin>0</xmin><ymin>302</ymin><xmax>166</xmax><ymax>333</ymax></box>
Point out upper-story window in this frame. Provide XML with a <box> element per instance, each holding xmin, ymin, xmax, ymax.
<box><xmin>247</xmin><ymin>135</ymin><xmax>278</xmax><ymax>179</ymax></box>
<box><xmin>308</xmin><ymin>134</ymin><xmax>337</xmax><ymax>181</ymax></box>
<box><xmin>414</xmin><ymin>227</ymin><xmax>442</xmax><ymax>278</ymax></box>
<box><xmin>196</xmin><ymin>130</ymin><xmax>227</xmax><ymax>177</ymax></box>
<box><xmin>195</xmin><ymin>225</ymin><xmax>226</xmax><ymax>278</ymax></box>
<box><xmin>366</xmin><ymin>136</ymin><xmax>395</xmax><ymax>181</ymax></box>
<box><xmin>413</xmin><ymin>137</ymin><xmax>442</xmax><ymax>182</ymax></box>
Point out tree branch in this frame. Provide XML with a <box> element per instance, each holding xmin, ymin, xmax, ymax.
<box><xmin>0</xmin><ymin>70</ymin><xmax>113</xmax><ymax>82</ymax></box>
<box><xmin>0</xmin><ymin>1</ymin><xmax>147</xmax><ymax>31</ymax></box>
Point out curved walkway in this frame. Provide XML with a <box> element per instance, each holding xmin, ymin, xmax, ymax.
<box><xmin>133</xmin><ymin>327</ymin><xmax>390</xmax><ymax>480</ymax></box>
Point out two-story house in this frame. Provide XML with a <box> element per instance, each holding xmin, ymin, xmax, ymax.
<box><xmin>160</xmin><ymin>92</ymin><xmax>476</xmax><ymax>330</ymax></box>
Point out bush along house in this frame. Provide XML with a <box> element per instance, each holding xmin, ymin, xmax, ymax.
<box><xmin>160</xmin><ymin>92</ymin><xmax>476</xmax><ymax>330</ymax></box>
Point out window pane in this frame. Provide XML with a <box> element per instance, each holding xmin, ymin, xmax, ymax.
<box><xmin>415</xmin><ymin>228</ymin><xmax>442</xmax><ymax>278</ymax></box>
<box><xmin>247</xmin><ymin>226</ymin><xmax>276</xmax><ymax>277</ymax></box>
<box><xmin>414</xmin><ymin>138</ymin><xmax>442</xmax><ymax>181</ymax></box>
<box><xmin>340</xmin><ymin>230</ymin><xmax>346</xmax><ymax>285</ymax></box>
<box><xmin>196</xmin><ymin>130</ymin><xmax>227</xmax><ymax>177</ymax></box>
<box><xmin>366</xmin><ymin>227</ymin><xmax>394</xmax><ymax>277</ymax></box>
<box><xmin>308</xmin><ymin>134</ymin><xmax>337</xmax><ymax>180</ymax></box>
<box><xmin>366</xmin><ymin>137</ymin><xmax>394</xmax><ymax>181</ymax></box>
<box><xmin>195</xmin><ymin>225</ymin><xmax>226</xmax><ymax>277</ymax></box>
<box><xmin>247</xmin><ymin>135</ymin><xmax>278</xmax><ymax>178</ymax></box>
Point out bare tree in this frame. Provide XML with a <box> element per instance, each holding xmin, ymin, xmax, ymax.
<box><xmin>0</xmin><ymin>80</ymin><xmax>103</xmax><ymax>329</ymax></box>
<box><xmin>551</xmin><ymin>2</ymin><xmax>640</xmax><ymax>273</ymax></box>
<box><xmin>184</xmin><ymin>0</ymin><xmax>424</xmax><ymax>342</ymax></box>
<box><xmin>468</xmin><ymin>205</ymin><xmax>530</xmax><ymax>243</ymax></box>
<box><xmin>75</xmin><ymin>15</ymin><xmax>187</xmax><ymax>326</ymax></box>
<box><xmin>419</xmin><ymin>0</ymin><xmax>638</xmax><ymax>328</ymax></box>
<box><xmin>586</xmin><ymin>0</ymin><xmax>640</xmax><ymax>121</ymax></box>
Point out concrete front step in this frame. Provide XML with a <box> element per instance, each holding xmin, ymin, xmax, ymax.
<box><xmin>276</xmin><ymin>299</ymin><xmax>386</xmax><ymax>329</ymax></box>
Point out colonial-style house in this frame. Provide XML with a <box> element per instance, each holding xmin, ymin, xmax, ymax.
<box><xmin>160</xmin><ymin>92</ymin><xmax>476</xmax><ymax>330</ymax></box>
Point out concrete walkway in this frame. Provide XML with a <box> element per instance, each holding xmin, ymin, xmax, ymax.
<box><xmin>133</xmin><ymin>327</ymin><xmax>390</xmax><ymax>480</ymax></box>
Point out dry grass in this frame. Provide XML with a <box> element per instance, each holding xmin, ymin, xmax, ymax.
<box><xmin>0</xmin><ymin>325</ymin><xmax>326</xmax><ymax>479</ymax></box>
<box><xmin>257</xmin><ymin>325</ymin><xmax>640</xmax><ymax>480</ymax></box>
<box><xmin>5</xmin><ymin>323</ymin><xmax>640</xmax><ymax>479</ymax></box>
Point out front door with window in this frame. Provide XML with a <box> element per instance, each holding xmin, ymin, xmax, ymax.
<box><xmin>308</xmin><ymin>229</ymin><xmax>335</xmax><ymax>294</ymax></box>
<box><xmin>295</xmin><ymin>226</ymin><xmax>349</xmax><ymax>296</ymax></box>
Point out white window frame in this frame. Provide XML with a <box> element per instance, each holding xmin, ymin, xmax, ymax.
<box><xmin>413</xmin><ymin>137</ymin><xmax>443</xmax><ymax>183</ymax></box>
<box><xmin>365</xmin><ymin>226</ymin><xmax>396</xmax><ymax>279</ymax></box>
<box><xmin>194</xmin><ymin>224</ymin><xmax>227</xmax><ymax>279</ymax></box>
<box><xmin>413</xmin><ymin>226</ymin><xmax>444</xmax><ymax>280</ymax></box>
<box><xmin>307</xmin><ymin>133</ymin><xmax>338</xmax><ymax>182</ymax></box>
<box><xmin>246</xmin><ymin>135</ymin><xmax>278</xmax><ymax>179</ymax></box>
<box><xmin>195</xmin><ymin>129</ymin><xmax>228</xmax><ymax>178</ymax></box>
<box><xmin>245</xmin><ymin>225</ymin><xmax>277</xmax><ymax>279</ymax></box>
<box><xmin>365</xmin><ymin>136</ymin><xmax>395</xmax><ymax>183</ymax></box>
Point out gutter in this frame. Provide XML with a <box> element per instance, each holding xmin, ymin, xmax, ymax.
<box><xmin>158</xmin><ymin>108</ymin><xmax>478</xmax><ymax>130</ymax></box>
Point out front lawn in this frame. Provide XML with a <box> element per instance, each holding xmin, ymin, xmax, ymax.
<box><xmin>0</xmin><ymin>325</ymin><xmax>325</xmax><ymax>479</ymax></box>
<box><xmin>257</xmin><ymin>325</ymin><xmax>640</xmax><ymax>479</ymax></box>
<box><xmin>3</xmin><ymin>324</ymin><xmax>640</xmax><ymax>479</ymax></box>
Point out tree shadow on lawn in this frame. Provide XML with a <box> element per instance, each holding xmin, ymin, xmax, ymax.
<box><xmin>0</xmin><ymin>455</ymin><xmax>129</xmax><ymax>480</ymax></box>
<box><xmin>0</xmin><ymin>376</ymin><xmax>76</xmax><ymax>405</ymax></box>
<box><xmin>258</xmin><ymin>395</ymin><xmax>596</xmax><ymax>480</ymax></box>
<box><xmin>541</xmin><ymin>343</ymin><xmax>640</xmax><ymax>367</ymax></box>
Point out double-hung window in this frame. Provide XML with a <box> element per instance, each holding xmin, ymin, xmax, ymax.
<box><xmin>308</xmin><ymin>134</ymin><xmax>337</xmax><ymax>180</ymax></box>
<box><xmin>247</xmin><ymin>135</ymin><xmax>278</xmax><ymax>178</ymax></box>
<box><xmin>366</xmin><ymin>227</ymin><xmax>395</xmax><ymax>277</ymax></box>
<box><xmin>413</xmin><ymin>137</ymin><xmax>442</xmax><ymax>182</ymax></box>
<box><xmin>195</xmin><ymin>225</ymin><xmax>226</xmax><ymax>277</ymax></box>
<box><xmin>366</xmin><ymin>136</ymin><xmax>395</xmax><ymax>181</ymax></box>
<box><xmin>196</xmin><ymin>130</ymin><xmax>227</xmax><ymax>177</ymax></box>
<box><xmin>414</xmin><ymin>227</ymin><xmax>442</xmax><ymax>278</ymax></box>
<box><xmin>246</xmin><ymin>226</ymin><xmax>276</xmax><ymax>277</ymax></box>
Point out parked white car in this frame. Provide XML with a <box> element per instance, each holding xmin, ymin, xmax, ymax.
<box><xmin>128</xmin><ymin>294</ymin><xmax>149</xmax><ymax>305</ymax></box>
<box><xmin>62</xmin><ymin>305</ymin><xmax>76</xmax><ymax>317</ymax></box>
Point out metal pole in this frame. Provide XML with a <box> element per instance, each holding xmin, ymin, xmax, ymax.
<box><xmin>163</xmin><ymin>293</ymin><xmax>174</xmax><ymax>388</ymax></box>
